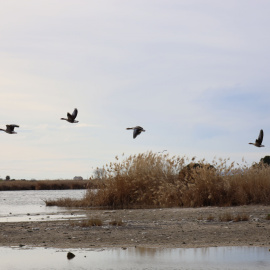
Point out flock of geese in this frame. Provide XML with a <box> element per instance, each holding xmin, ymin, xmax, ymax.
<box><xmin>0</xmin><ymin>108</ymin><xmax>266</xmax><ymax>147</ymax></box>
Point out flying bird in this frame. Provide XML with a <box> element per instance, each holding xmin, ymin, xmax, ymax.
<box><xmin>61</xmin><ymin>108</ymin><xmax>79</xmax><ymax>123</ymax></box>
<box><xmin>158</xmin><ymin>150</ymin><xmax>167</xmax><ymax>153</ymax></box>
<box><xmin>0</xmin><ymin>124</ymin><xmax>19</xmax><ymax>134</ymax></box>
<box><xmin>126</xmin><ymin>126</ymin><xmax>145</xmax><ymax>139</ymax></box>
<box><xmin>249</xmin><ymin>129</ymin><xmax>265</xmax><ymax>147</ymax></box>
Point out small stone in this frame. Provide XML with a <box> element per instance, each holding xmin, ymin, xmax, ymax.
<box><xmin>67</xmin><ymin>252</ymin><xmax>75</xmax><ymax>260</ymax></box>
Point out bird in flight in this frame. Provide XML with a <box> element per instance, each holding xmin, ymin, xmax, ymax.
<box><xmin>61</xmin><ymin>108</ymin><xmax>79</xmax><ymax>123</ymax></box>
<box><xmin>0</xmin><ymin>124</ymin><xmax>19</xmax><ymax>134</ymax></box>
<box><xmin>126</xmin><ymin>126</ymin><xmax>145</xmax><ymax>139</ymax></box>
<box><xmin>158</xmin><ymin>150</ymin><xmax>167</xmax><ymax>153</ymax></box>
<box><xmin>249</xmin><ymin>129</ymin><xmax>265</xmax><ymax>147</ymax></box>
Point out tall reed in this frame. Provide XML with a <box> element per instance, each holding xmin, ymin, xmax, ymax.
<box><xmin>46</xmin><ymin>152</ymin><xmax>270</xmax><ymax>208</ymax></box>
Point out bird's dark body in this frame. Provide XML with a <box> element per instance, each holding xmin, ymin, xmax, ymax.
<box><xmin>61</xmin><ymin>108</ymin><xmax>79</xmax><ymax>123</ymax></box>
<box><xmin>0</xmin><ymin>124</ymin><xmax>19</xmax><ymax>134</ymax></box>
<box><xmin>249</xmin><ymin>129</ymin><xmax>264</xmax><ymax>147</ymax></box>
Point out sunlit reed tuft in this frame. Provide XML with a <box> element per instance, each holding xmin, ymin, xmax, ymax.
<box><xmin>79</xmin><ymin>218</ymin><xmax>103</xmax><ymax>227</ymax></box>
<box><xmin>109</xmin><ymin>219</ymin><xmax>124</xmax><ymax>226</ymax></box>
<box><xmin>46</xmin><ymin>152</ymin><xmax>270</xmax><ymax>209</ymax></box>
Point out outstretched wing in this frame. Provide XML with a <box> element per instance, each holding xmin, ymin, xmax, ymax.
<box><xmin>257</xmin><ymin>129</ymin><xmax>264</xmax><ymax>144</ymax></box>
<box><xmin>72</xmin><ymin>108</ymin><xmax>78</xmax><ymax>120</ymax></box>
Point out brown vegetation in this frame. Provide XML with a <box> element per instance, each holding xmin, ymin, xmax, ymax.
<box><xmin>206</xmin><ymin>214</ymin><xmax>214</xmax><ymax>221</ymax></box>
<box><xmin>109</xmin><ymin>219</ymin><xmax>124</xmax><ymax>226</ymax></box>
<box><xmin>219</xmin><ymin>212</ymin><xmax>249</xmax><ymax>222</ymax></box>
<box><xmin>233</xmin><ymin>213</ymin><xmax>249</xmax><ymax>222</ymax></box>
<box><xmin>0</xmin><ymin>179</ymin><xmax>99</xmax><ymax>191</ymax></box>
<box><xmin>45</xmin><ymin>152</ymin><xmax>270</xmax><ymax>209</ymax></box>
<box><xmin>79</xmin><ymin>218</ymin><xmax>103</xmax><ymax>227</ymax></box>
<box><xmin>70</xmin><ymin>218</ymin><xmax>103</xmax><ymax>227</ymax></box>
<box><xmin>71</xmin><ymin>217</ymin><xmax>124</xmax><ymax>228</ymax></box>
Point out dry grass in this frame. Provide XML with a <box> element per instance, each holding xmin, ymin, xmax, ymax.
<box><xmin>206</xmin><ymin>214</ymin><xmax>214</xmax><ymax>221</ymax></box>
<box><xmin>233</xmin><ymin>213</ymin><xmax>249</xmax><ymax>222</ymax></box>
<box><xmin>219</xmin><ymin>212</ymin><xmax>249</xmax><ymax>222</ymax></box>
<box><xmin>109</xmin><ymin>219</ymin><xmax>124</xmax><ymax>226</ymax></box>
<box><xmin>219</xmin><ymin>212</ymin><xmax>233</xmax><ymax>222</ymax></box>
<box><xmin>77</xmin><ymin>218</ymin><xmax>103</xmax><ymax>227</ymax></box>
<box><xmin>46</xmin><ymin>152</ymin><xmax>270</xmax><ymax>209</ymax></box>
<box><xmin>45</xmin><ymin>198</ymin><xmax>84</xmax><ymax>207</ymax></box>
<box><xmin>0</xmin><ymin>179</ymin><xmax>99</xmax><ymax>191</ymax></box>
<box><xmin>71</xmin><ymin>218</ymin><xmax>124</xmax><ymax>227</ymax></box>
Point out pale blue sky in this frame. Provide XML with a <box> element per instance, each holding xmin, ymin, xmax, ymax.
<box><xmin>1</xmin><ymin>0</ymin><xmax>270</xmax><ymax>179</ymax></box>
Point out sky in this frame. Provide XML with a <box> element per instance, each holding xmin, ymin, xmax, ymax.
<box><xmin>1</xmin><ymin>0</ymin><xmax>270</xmax><ymax>180</ymax></box>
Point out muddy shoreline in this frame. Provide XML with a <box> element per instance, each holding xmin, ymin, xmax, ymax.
<box><xmin>1</xmin><ymin>205</ymin><xmax>270</xmax><ymax>249</ymax></box>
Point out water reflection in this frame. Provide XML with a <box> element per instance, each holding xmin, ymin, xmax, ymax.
<box><xmin>0</xmin><ymin>246</ymin><xmax>269</xmax><ymax>270</ymax></box>
<box><xmin>0</xmin><ymin>213</ymin><xmax>85</xmax><ymax>222</ymax></box>
<box><xmin>0</xmin><ymin>190</ymin><xmax>86</xmax><ymax>222</ymax></box>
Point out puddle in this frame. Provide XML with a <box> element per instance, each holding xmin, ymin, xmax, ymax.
<box><xmin>0</xmin><ymin>246</ymin><xmax>269</xmax><ymax>270</ymax></box>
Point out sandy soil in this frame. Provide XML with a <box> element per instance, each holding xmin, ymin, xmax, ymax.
<box><xmin>1</xmin><ymin>205</ymin><xmax>270</xmax><ymax>249</ymax></box>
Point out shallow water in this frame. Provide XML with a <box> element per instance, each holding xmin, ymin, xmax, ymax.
<box><xmin>1</xmin><ymin>191</ymin><xmax>270</xmax><ymax>269</ymax></box>
<box><xmin>0</xmin><ymin>246</ymin><xmax>269</xmax><ymax>270</ymax></box>
<box><xmin>0</xmin><ymin>189</ymin><xmax>86</xmax><ymax>222</ymax></box>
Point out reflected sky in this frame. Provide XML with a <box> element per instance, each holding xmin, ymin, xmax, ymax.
<box><xmin>0</xmin><ymin>246</ymin><xmax>269</xmax><ymax>270</ymax></box>
<box><xmin>0</xmin><ymin>190</ymin><xmax>86</xmax><ymax>222</ymax></box>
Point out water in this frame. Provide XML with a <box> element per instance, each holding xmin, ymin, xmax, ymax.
<box><xmin>0</xmin><ymin>189</ymin><xmax>86</xmax><ymax>222</ymax></box>
<box><xmin>0</xmin><ymin>190</ymin><xmax>269</xmax><ymax>269</ymax></box>
<box><xmin>0</xmin><ymin>246</ymin><xmax>269</xmax><ymax>270</ymax></box>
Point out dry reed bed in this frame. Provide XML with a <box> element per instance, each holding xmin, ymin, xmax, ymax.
<box><xmin>0</xmin><ymin>179</ymin><xmax>98</xmax><ymax>191</ymax></box>
<box><xmin>46</xmin><ymin>152</ymin><xmax>270</xmax><ymax>208</ymax></box>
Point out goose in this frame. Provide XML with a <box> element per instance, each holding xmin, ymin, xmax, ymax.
<box><xmin>126</xmin><ymin>126</ymin><xmax>145</xmax><ymax>139</ymax></box>
<box><xmin>0</xmin><ymin>124</ymin><xmax>19</xmax><ymax>134</ymax></box>
<box><xmin>61</xmin><ymin>108</ymin><xmax>79</xmax><ymax>123</ymax></box>
<box><xmin>249</xmin><ymin>129</ymin><xmax>265</xmax><ymax>147</ymax></box>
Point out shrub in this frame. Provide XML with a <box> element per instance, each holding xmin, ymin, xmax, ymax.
<box><xmin>79</xmin><ymin>218</ymin><xmax>103</xmax><ymax>227</ymax></box>
<box><xmin>109</xmin><ymin>219</ymin><xmax>124</xmax><ymax>226</ymax></box>
<box><xmin>219</xmin><ymin>212</ymin><xmax>233</xmax><ymax>222</ymax></box>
